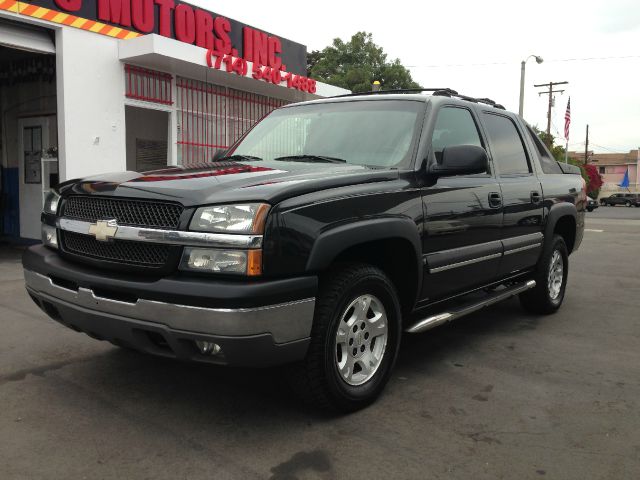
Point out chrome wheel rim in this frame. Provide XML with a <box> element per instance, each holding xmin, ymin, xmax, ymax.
<box><xmin>548</xmin><ymin>250</ymin><xmax>564</xmax><ymax>300</ymax></box>
<box><xmin>335</xmin><ymin>294</ymin><xmax>388</xmax><ymax>386</ymax></box>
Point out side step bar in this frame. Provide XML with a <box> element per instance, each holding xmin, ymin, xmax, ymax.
<box><xmin>405</xmin><ymin>280</ymin><xmax>537</xmax><ymax>334</ymax></box>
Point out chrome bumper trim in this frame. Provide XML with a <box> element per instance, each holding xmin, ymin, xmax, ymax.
<box><xmin>56</xmin><ymin>218</ymin><xmax>263</xmax><ymax>249</ymax></box>
<box><xmin>24</xmin><ymin>269</ymin><xmax>314</xmax><ymax>344</ymax></box>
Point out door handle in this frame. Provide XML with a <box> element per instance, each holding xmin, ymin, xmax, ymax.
<box><xmin>531</xmin><ymin>191</ymin><xmax>542</xmax><ymax>204</ymax></box>
<box><xmin>488</xmin><ymin>192</ymin><xmax>502</xmax><ymax>208</ymax></box>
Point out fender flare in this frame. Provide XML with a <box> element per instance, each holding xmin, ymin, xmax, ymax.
<box><xmin>544</xmin><ymin>203</ymin><xmax>577</xmax><ymax>244</ymax></box>
<box><xmin>306</xmin><ymin>216</ymin><xmax>423</xmax><ymax>301</ymax></box>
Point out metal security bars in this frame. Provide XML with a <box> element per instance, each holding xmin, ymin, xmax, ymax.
<box><xmin>176</xmin><ymin>77</ymin><xmax>287</xmax><ymax>164</ymax></box>
<box><xmin>125</xmin><ymin>65</ymin><xmax>173</xmax><ymax>105</ymax></box>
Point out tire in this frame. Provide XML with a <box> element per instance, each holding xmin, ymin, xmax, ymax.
<box><xmin>287</xmin><ymin>263</ymin><xmax>402</xmax><ymax>412</ymax></box>
<box><xmin>625</xmin><ymin>201</ymin><xmax>631</xmax><ymax>207</ymax></box>
<box><xmin>519</xmin><ymin>235</ymin><xmax>569</xmax><ymax>315</ymax></box>
<box><xmin>587</xmin><ymin>207</ymin><xmax>593</xmax><ymax>212</ymax></box>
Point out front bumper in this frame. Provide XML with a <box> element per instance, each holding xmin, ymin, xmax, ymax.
<box><xmin>23</xmin><ymin>245</ymin><xmax>317</xmax><ymax>367</ymax></box>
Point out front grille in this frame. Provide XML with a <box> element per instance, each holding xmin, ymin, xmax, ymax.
<box><xmin>63</xmin><ymin>196</ymin><xmax>183</xmax><ymax>230</ymax></box>
<box><xmin>61</xmin><ymin>231</ymin><xmax>171</xmax><ymax>266</ymax></box>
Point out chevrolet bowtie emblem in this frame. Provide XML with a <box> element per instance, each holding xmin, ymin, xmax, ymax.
<box><xmin>88</xmin><ymin>219</ymin><xmax>118</xmax><ymax>242</ymax></box>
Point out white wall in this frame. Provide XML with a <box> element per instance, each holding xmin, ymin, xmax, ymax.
<box><xmin>56</xmin><ymin>28</ymin><xmax>126</xmax><ymax>181</ymax></box>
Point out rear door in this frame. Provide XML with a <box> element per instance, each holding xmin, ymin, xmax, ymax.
<box><xmin>420</xmin><ymin>105</ymin><xmax>503</xmax><ymax>302</ymax></box>
<box><xmin>480</xmin><ymin>112</ymin><xmax>544</xmax><ymax>276</ymax></box>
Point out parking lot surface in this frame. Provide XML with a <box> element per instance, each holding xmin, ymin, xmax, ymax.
<box><xmin>1</xmin><ymin>210</ymin><xmax>639</xmax><ymax>479</ymax></box>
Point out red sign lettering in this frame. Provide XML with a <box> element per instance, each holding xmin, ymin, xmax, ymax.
<box><xmin>97</xmin><ymin>0</ymin><xmax>131</xmax><ymax>27</ymax></box>
<box><xmin>131</xmin><ymin>0</ymin><xmax>154</xmax><ymax>33</ymax></box>
<box><xmin>174</xmin><ymin>4</ymin><xmax>195</xmax><ymax>43</ymax></box>
<box><xmin>155</xmin><ymin>0</ymin><xmax>175</xmax><ymax>37</ymax></box>
<box><xmin>54</xmin><ymin>0</ymin><xmax>82</xmax><ymax>10</ymax></box>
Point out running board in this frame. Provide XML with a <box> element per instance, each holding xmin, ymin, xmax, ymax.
<box><xmin>405</xmin><ymin>280</ymin><xmax>536</xmax><ymax>334</ymax></box>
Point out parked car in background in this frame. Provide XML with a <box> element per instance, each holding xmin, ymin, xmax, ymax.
<box><xmin>600</xmin><ymin>193</ymin><xmax>639</xmax><ymax>207</ymax></box>
<box><xmin>586</xmin><ymin>197</ymin><xmax>598</xmax><ymax>212</ymax></box>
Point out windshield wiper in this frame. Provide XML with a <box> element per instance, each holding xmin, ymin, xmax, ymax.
<box><xmin>215</xmin><ymin>155</ymin><xmax>263</xmax><ymax>162</ymax></box>
<box><xmin>274</xmin><ymin>155</ymin><xmax>347</xmax><ymax>164</ymax></box>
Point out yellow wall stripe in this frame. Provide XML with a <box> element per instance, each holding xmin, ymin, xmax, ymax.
<box><xmin>7</xmin><ymin>2</ymin><xmax>141</xmax><ymax>40</ymax></box>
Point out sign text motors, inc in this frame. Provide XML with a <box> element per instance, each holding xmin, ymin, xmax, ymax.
<box><xmin>25</xmin><ymin>0</ymin><xmax>308</xmax><ymax>75</ymax></box>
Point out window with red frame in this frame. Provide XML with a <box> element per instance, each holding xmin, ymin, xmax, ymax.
<box><xmin>176</xmin><ymin>77</ymin><xmax>287</xmax><ymax>164</ymax></box>
<box><xmin>125</xmin><ymin>65</ymin><xmax>173</xmax><ymax>106</ymax></box>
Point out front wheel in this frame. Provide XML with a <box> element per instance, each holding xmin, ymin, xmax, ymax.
<box><xmin>520</xmin><ymin>235</ymin><xmax>569</xmax><ymax>315</ymax></box>
<box><xmin>587</xmin><ymin>207</ymin><xmax>594</xmax><ymax>212</ymax></box>
<box><xmin>287</xmin><ymin>264</ymin><xmax>402</xmax><ymax>412</ymax></box>
<box><xmin>625</xmin><ymin>201</ymin><xmax>632</xmax><ymax>207</ymax></box>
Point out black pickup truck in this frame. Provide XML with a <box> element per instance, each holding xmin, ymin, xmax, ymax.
<box><xmin>23</xmin><ymin>89</ymin><xmax>585</xmax><ymax>411</ymax></box>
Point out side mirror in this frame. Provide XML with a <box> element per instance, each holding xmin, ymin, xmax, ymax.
<box><xmin>429</xmin><ymin>145</ymin><xmax>488</xmax><ymax>177</ymax></box>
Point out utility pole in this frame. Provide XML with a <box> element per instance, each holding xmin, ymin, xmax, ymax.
<box><xmin>534</xmin><ymin>81</ymin><xmax>568</xmax><ymax>147</ymax></box>
<box><xmin>584</xmin><ymin>124</ymin><xmax>589</xmax><ymax>165</ymax></box>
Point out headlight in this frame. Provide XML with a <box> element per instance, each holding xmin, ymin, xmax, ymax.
<box><xmin>190</xmin><ymin>203</ymin><xmax>270</xmax><ymax>233</ymax></box>
<box><xmin>180</xmin><ymin>247</ymin><xmax>262</xmax><ymax>276</ymax></box>
<box><xmin>43</xmin><ymin>190</ymin><xmax>60</xmax><ymax>215</ymax></box>
<box><xmin>41</xmin><ymin>224</ymin><xmax>58</xmax><ymax>249</ymax></box>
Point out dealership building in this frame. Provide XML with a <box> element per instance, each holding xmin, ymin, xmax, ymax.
<box><xmin>0</xmin><ymin>0</ymin><xmax>347</xmax><ymax>241</ymax></box>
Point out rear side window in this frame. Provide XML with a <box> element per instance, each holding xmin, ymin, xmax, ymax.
<box><xmin>526</xmin><ymin>126</ymin><xmax>562</xmax><ymax>174</ymax></box>
<box><xmin>482</xmin><ymin>113</ymin><xmax>531</xmax><ymax>175</ymax></box>
<box><xmin>432</xmin><ymin>107</ymin><xmax>483</xmax><ymax>162</ymax></box>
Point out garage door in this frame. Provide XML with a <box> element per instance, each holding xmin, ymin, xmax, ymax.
<box><xmin>0</xmin><ymin>20</ymin><xmax>55</xmax><ymax>54</ymax></box>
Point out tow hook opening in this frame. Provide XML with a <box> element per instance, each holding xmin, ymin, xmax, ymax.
<box><xmin>194</xmin><ymin>340</ymin><xmax>223</xmax><ymax>357</ymax></box>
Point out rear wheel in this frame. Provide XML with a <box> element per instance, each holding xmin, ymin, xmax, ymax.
<box><xmin>287</xmin><ymin>264</ymin><xmax>401</xmax><ymax>412</ymax></box>
<box><xmin>625</xmin><ymin>200</ymin><xmax>632</xmax><ymax>207</ymax></box>
<box><xmin>520</xmin><ymin>235</ymin><xmax>569</xmax><ymax>315</ymax></box>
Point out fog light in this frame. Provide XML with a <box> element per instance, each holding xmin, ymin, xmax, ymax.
<box><xmin>41</xmin><ymin>224</ymin><xmax>58</xmax><ymax>249</ymax></box>
<box><xmin>195</xmin><ymin>340</ymin><xmax>222</xmax><ymax>356</ymax></box>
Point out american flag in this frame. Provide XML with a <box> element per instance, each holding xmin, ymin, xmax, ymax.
<box><xmin>564</xmin><ymin>97</ymin><xmax>571</xmax><ymax>140</ymax></box>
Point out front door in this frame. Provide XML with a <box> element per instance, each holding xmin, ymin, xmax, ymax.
<box><xmin>18</xmin><ymin>117</ymin><xmax>51</xmax><ymax>240</ymax></box>
<box><xmin>420</xmin><ymin>106</ymin><xmax>503</xmax><ymax>302</ymax></box>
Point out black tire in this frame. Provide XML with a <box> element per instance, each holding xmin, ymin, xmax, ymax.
<box><xmin>519</xmin><ymin>235</ymin><xmax>569</xmax><ymax>315</ymax></box>
<box><xmin>587</xmin><ymin>207</ymin><xmax>593</xmax><ymax>212</ymax></box>
<box><xmin>287</xmin><ymin>263</ymin><xmax>402</xmax><ymax>412</ymax></box>
<box><xmin>625</xmin><ymin>201</ymin><xmax>631</xmax><ymax>207</ymax></box>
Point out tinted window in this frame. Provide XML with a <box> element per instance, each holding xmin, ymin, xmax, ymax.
<box><xmin>526</xmin><ymin>126</ymin><xmax>562</xmax><ymax>174</ymax></box>
<box><xmin>482</xmin><ymin>113</ymin><xmax>531</xmax><ymax>175</ymax></box>
<box><xmin>232</xmin><ymin>100</ymin><xmax>423</xmax><ymax>168</ymax></box>
<box><xmin>432</xmin><ymin>107</ymin><xmax>483</xmax><ymax>163</ymax></box>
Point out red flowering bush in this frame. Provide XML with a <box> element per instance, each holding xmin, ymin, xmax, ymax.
<box><xmin>583</xmin><ymin>164</ymin><xmax>604</xmax><ymax>199</ymax></box>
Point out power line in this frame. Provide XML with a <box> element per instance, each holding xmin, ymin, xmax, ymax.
<box><xmin>406</xmin><ymin>55</ymin><xmax>640</xmax><ymax>69</ymax></box>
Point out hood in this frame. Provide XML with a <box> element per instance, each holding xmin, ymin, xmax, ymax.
<box><xmin>60</xmin><ymin>161</ymin><xmax>399</xmax><ymax>207</ymax></box>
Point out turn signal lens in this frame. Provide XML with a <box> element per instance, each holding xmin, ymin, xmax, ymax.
<box><xmin>247</xmin><ymin>249</ymin><xmax>262</xmax><ymax>276</ymax></box>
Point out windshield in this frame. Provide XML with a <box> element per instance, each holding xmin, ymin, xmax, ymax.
<box><xmin>229</xmin><ymin>100</ymin><xmax>424</xmax><ymax>168</ymax></box>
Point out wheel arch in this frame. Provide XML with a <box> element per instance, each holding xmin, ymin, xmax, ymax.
<box><xmin>306</xmin><ymin>217</ymin><xmax>423</xmax><ymax>313</ymax></box>
<box><xmin>545</xmin><ymin>204</ymin><xmax>577</xmax><ymax>254</ymax></box>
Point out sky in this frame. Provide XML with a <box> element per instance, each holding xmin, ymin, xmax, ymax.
<box><xmin>192</xmin><ymin>0</ymin><xmax>640</xmax><ymax>154</ymax></box>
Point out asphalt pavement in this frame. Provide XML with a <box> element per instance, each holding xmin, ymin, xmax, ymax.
<box><xmin>1</xmin><ymin>209</ymin><xmax>639</xmax><ymax>479</ymax></box>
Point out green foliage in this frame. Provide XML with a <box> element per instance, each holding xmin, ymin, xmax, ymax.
<box><xmin>308</xmin><ymin>32</ymin><xmax>420</xmax><ymax>93</ymax></box>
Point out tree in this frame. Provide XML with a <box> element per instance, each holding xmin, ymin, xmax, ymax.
<box><xmin>308</xmin><ymin>32</ymin><xmax>420</xmax><ymax>93</ymax></box>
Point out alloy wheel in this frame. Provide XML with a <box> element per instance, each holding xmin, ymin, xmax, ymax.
<box><xmin>335</xmin><ymin>294</ymin><xmax>388</xmax><ymax>386</ymax></box>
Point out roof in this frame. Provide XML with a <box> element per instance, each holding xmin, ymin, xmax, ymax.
<box><xmin>568</xmin><ymin>150</ymin><xmax>639</xmax><ymax>166</ymax></box>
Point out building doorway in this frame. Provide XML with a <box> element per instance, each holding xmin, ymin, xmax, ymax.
<box><xmin>125</xmin><ymin>105</ymin><xmax>170</xmax><ymax>172</ymax></box>
<box><xmin>0</xmin><ymin>22</ymin><xmax>56</xmax><ymax>242</ymax></box>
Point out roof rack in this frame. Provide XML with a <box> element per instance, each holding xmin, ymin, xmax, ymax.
<box><xmin>332</xmin><ymin>88</ymin><xmax>505</xmax><ymax>109</ymax></box>
<box><xmin>333</xmin><ymin>88</ymin><xmax>457</xmax><ymax>98</ymax></box>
